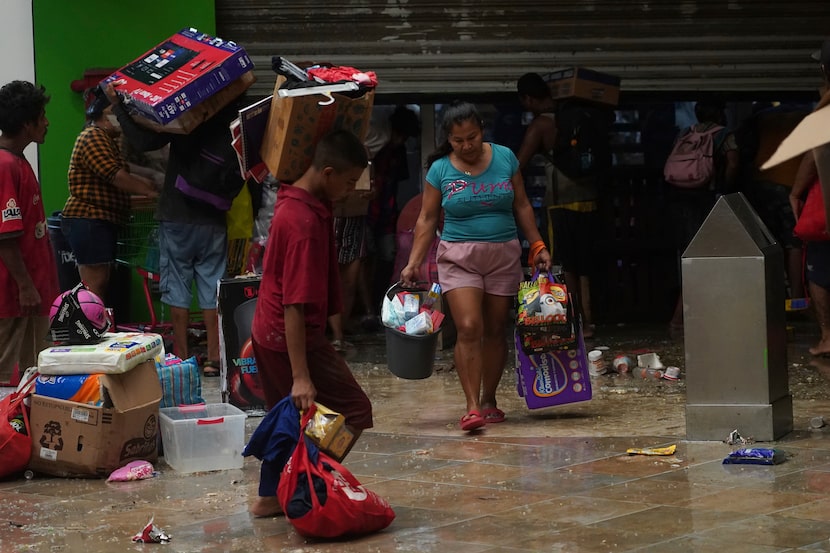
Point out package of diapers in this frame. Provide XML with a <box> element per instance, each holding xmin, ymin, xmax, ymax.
<box><xmin>38</xmin><ymin>332</ymin><xmax>165</xmax><ymax>375</ymax></box>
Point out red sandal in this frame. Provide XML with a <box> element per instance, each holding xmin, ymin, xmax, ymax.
<box><xmin>482</xmin><ymin>407</ymin><xmax>506</xmax><ymax>424</ymax></box>
<box><xmin>460</xmin><ymin>410</ymin><xmax>485</xmax><ymax>431</ymax></box>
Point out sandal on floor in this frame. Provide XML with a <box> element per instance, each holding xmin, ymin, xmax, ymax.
<box><xmin>203</xmin><ymin>360</ymin><xmax>220</xmax><ymax>377</ymax></box>
<box><xmin>332</xmin><ymin>339</ymin><xmax>353</xmax><ymax>354</ymax></box>
<box><xmin>460</xmin><ymin>410</ymin><xmax>486</xmax><ymax>432</ymax></box>
<box><xmin>482</xmin><ymin>407</ymin><xmax>506</xmax><ymax>424</ymax></box>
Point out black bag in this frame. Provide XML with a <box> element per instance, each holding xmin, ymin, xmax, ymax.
<box><xmin>552</xmin><ymin>102</ymin><xmax>612</xmax><ymax>180</ymax></box>
<box><xmin>173</xmin><ymin>107</ymin><xmax>244</xmax><ymax>211</ymax></box>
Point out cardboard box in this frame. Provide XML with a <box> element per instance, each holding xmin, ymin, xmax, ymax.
<box><xmin>515</xmin><ymin>331</ymin><xmax>592</xmax><ymax>410</ymax></box>
<box><xmin>218</xmin><ymin>275</ymin><xmax>266</xmax><ymax>414</ymax></box>
<box><xmin>103</xmin><ymin>28</ymin><xmax>253</xmax><ymax>126</ymax></box>
<box><xmin>132</xmin><ymin>71</ymin><xmax>256</xmax><ymax>134</ymax></box>
<box><xmin>28</xmin><ymin>360</ymin><xmax>162</xmax><ymax>477</ymax></box>
<box><xmin>304</xmin><ymin>403</ymin><xmax>357</xmax><ymax>461</ymax></box>
<box><xmin>261</xmin><ymin>76</ymin><xmax>375</xmax><ymax>182</ymax></box>
<box><xmin>544</xmin><ymin>67</ymin><xmax>621</xmax><ymax>107</ymax></box>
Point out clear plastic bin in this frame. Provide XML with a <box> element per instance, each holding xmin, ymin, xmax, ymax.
<box><xmin>159</xmin><ymin>403</ymin><xmax>246</xmax><ymax>473</ymax></box>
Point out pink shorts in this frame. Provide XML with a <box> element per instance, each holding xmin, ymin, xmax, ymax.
<box><xmin>436</xmin><ymin>239</ymin><xmax>523</xmax><ymax>296</ymax></box>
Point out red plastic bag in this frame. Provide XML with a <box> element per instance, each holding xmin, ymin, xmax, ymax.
<box><xmin>794</xmin><ymin>177</ymin><xmax>830</xmax><ymax>242</ymax></box>
<box><xmin>277</xmin><ymin>405</ymin><xmax>395</xmax><ymax>538</ymax></box>
<box><xmin>0</xmin><ymin>374</ymin><xmax>36</xmax><ymax>479</ymax></box>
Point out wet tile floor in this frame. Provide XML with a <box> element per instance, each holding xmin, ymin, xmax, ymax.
<box><xmin>3</xmin><ymin>322</ymin><xmax>830</xmax><ymax>552</ymax></box>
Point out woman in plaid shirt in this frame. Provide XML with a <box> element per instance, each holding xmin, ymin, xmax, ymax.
<box><xmin>61</xmin><ymin>87</ymin><xmax>158</xmax><ymax>302</ymax></box>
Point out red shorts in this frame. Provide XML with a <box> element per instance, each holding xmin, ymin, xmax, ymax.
<box><xmin>251</xmin><ymin>337</ymin><xmax>374</xmax><ymax>430</ymax></box>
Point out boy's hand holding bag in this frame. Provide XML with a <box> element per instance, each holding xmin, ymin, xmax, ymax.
<box><xmin>277</xmin><ymin>404</ymin><xmax>395</xmax><ymax>538</ymax></box>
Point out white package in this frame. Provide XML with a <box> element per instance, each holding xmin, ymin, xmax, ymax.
<box><xmin>38</xmin><ymin>332</ymin><xmax>165</xmax><ymax>375</ymax></box>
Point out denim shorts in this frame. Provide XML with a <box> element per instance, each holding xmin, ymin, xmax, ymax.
<box><xmin>158</xmin><ymin>221</ymin><xmax>227</xmax><ymax>309</ymax></box>
<box><xmin>61</xmin><ymin>217</ymin><xmax>118</xmax><ymax>265</ymax></box>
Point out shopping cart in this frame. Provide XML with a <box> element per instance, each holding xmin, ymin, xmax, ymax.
<box><xmin>115</xmin><ymin>197</ymin><xmax>170</xmax><ymax>333</ymax></box>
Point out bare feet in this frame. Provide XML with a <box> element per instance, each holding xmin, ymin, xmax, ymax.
<box><xmin>250</xmin><ymin>496</ymin><xmax>284</xmax><ymax>517</ymax></box>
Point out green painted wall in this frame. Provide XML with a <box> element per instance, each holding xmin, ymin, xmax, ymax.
<box><xmin>32</xmin><ymin>1</ymin><xmax>215</xmax><ymax>323</ymax></box>
<box><xmin>33</xmin><ymin>0</ymin><xmax>215</xmax><ymax>215</ymax></box>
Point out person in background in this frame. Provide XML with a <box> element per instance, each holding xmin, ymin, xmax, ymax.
<box><xmin>366</xmin><ymin>106</ymin><xmax>420</xmax><ymax>311</ymax></box>
<box><xmin>789</xmin><ymin>41</ymin><xmax>830</xmax><ymax>357</ymax></box>
<box><xmin>104</xmin><ymin>83</ymin><xmax>243</xmax><ymax>377</ymax></box>
<box><xmin>330</xmin><ymin>183</ymin><xmax>374</xmax><ymax>350</ymax></box>
<box><xmin>400</xmin><ymin>101</ymin><xmax>551</xmax><ymax>432</ymax></box>
<box><xmin>666</xmin><ymin>100</ymin><xmax>739</xmax><ymax>337</ymax></box>
<box><xmin>249</xmin><ymin>130</ymin><xmax>372</xmax><ymax>517</ymax></box>
<box><xmin>61</xmin><ymin>87</ymin><xmax>158</xmax><ymax>302</ymax></box>
<box><xmin>0</xmin><ymin>80</ymin><xmax>58</xmax><ymax>385</ymax></box>
<box><xmin>516</xmin><ymin>72</ymin><xmax>609</xmax><ymax>338</ymax></box>
<box><xmin>737</xmin><ymin>102</ymin><xmax>809</xmax><ymax>301</ymax></box>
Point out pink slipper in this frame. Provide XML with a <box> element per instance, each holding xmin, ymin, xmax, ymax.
<box><xmin>482</xmin><ymin>407</ymin><xmax>506</xmax><ymax>423</ymax></box>
<box><xmin>460</xmin><ymin>410</ymin><xmax>485</xmax><ymax>431</ymax></box>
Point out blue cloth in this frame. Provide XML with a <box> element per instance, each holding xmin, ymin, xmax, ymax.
<box><xmin>242</xmin><ymin>396</ymin><xmax>319</xmax><ymax>497</ymax></box>
<box><xmin>426</xmin><ymin>143</ymin><xmax>519</xmax><ymax>242</ymax></box>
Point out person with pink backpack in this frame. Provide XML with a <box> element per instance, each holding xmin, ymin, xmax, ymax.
<box><xmin>664</xmin><ymin>100</ymin><xmax>739</xmax><ymax>337</ymax></box>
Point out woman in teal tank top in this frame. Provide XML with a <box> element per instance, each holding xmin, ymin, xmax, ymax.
<box><xmin>401</xmin><ymin>101</ymin><xmax>551</xmax><ymax>432</ymax></box>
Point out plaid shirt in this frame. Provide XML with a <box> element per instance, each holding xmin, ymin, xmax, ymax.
<box><xmin>62</xmin><ymin>126</ymin><xmax>130</xmax><ymax>224</ymax></box>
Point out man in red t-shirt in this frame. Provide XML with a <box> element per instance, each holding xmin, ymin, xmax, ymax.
<box><xmin>249</xmin><ymin>130</ymin><xmax>373</xmax><ymax>517</ymax></box>
<box><xmin>0</xmin><ymin>81</ymin><xmax>58</xmax><ymax>385</ymax></box>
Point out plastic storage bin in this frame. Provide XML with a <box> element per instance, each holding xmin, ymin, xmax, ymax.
<box><xmin>159</xmin><ymin>403</ymin><xmax>246</xmax><ymax>473</ymax></box>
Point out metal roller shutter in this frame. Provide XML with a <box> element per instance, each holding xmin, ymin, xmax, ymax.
<box><xmin>217</xmin><ymin>0</ymin><xmax>828</xmax><ymax>99</ymax></box>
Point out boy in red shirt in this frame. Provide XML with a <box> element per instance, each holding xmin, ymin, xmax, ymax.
<box><xmin>250</xmin><ymin>130</ymin><xmax>373</xmax><ymax>517</ymax></box>
<box><xmin>0</xmin><ymin>81</ymin><xmax>58</xmax><ymax>385</ymax></box>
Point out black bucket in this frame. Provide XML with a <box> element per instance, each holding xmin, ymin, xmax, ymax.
<box><xmin>47</xmin><ymin>211</ymin><xmax>80</xmax><ymax>292</ymax></box>
<box><xmin>382</xmin><ymin>283</ymin><xmax>442</xmax><ymax>380</ymax></box>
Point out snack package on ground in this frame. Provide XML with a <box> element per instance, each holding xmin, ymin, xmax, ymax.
<box><xmin>722</xmin><ymin>447</ymin><xmax>786</xmax><ymax>465</ymax></box>
<box><xmin>107</xmin><ymin>460</ymin><xmax>157</xmax><ymax>482</ymax></box>
<box><xmin>626</xmin><ymin>444</ymin><xmax>677</xmax><ymax>456</ymax></box>
<box><xmin>132</xmin><ymin>516</ymin><xmax>171</xmax><ymax>543</ymax></box>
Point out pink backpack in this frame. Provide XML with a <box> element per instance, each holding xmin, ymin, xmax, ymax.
<box><xmin>663</xmin><ymin>125</ymin><xmax>724</xmax><ymax>188</ymax></box>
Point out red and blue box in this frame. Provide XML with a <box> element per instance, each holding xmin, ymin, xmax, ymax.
<box><xmin>103</xmin><ymin>28</ymin><xmax>253</xmax><ymax>127</ymax></box>
<box><xmin>515</xmin><ymin>330</ymin><xmax>592</xmax><ymax>410</ymax></box>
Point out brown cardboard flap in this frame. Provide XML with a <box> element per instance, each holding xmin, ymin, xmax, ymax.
<box><xmin>761</xmin><ymin>102</ymin><xmax>830</xmax><ymax>169</ymax></box>
<box><xmin>100</xmin><ymin>360</ymin><xmax>162</xmax><ymax>411</ymax></box>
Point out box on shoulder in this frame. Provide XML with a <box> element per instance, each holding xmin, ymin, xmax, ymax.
<box><xmin>260</xmin><ymin>75</ymin><xmax>375</xmax><ymax>182</ymax></box>
<box><xmin>545</xmin><ymin>67</ymin><xmax>621</xmax><ymax>107</ymax></box>
<box><xmin>133</xmin><ymin>71</ymin><xmax>256</xmax><ymax>134</ymax></box>
<box><xmin>218</xmin><ymin>275</ymin><xmax>266</xmax><ymax>413</ymax></box>
<box><xmin>103</xmin><ymin>28</ymin><xmax>253</xmax><ymax>128</ymax></box>
<box><xmin>28</xmin><ymin>360</ymin><xmax>162</xmax><ymax>478</ymax></box>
